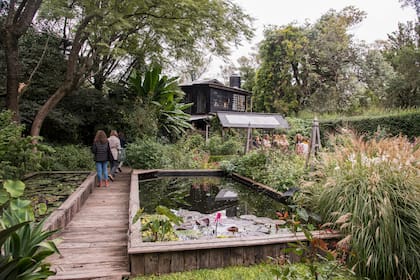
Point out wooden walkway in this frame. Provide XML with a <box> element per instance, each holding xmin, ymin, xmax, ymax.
<box><xmin>48</xmin><ymin>169</ymin><xmax>131</xmax><ymax>280</ymax></box>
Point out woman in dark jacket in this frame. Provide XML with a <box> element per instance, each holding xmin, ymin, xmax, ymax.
<box><xmin>92</xmin><ymin>130</ymin><xmax>111</xmax><ymax>187</ymax></box>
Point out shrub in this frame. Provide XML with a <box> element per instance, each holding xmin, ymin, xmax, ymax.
<box><xmin>207</xmin><ymin>135</ymin><xmax>243</xmax><ymax>155</ymax></box>
<box><xmin>126</xmin><ymin>137</ymin><xmax>205</xmax><ymax>169</ymax></box>
<box><xmin>39</xmin><ymin>144</ymin><xmax>94</xmax><ymax>171</ymax></box>
<box><xmin>312</xmin><ymin>132</ymin><xmax>420</xmax><ymax>280</ymax></box>
<box><xmin>222</xmin><ymin>150</ymin><xmax>306</xmax><ymax>192</ymax></box>
<box><xmin>320</xmin><ymin>109</ymin><xmax>420</xmax><ymax>139</ymax></box>
<box><xmin>126</xmin><ymin>138</ymin><xmax>170</xmax><ymax>169</ymax></box>
<box><xmin>0</xmin><ymin>110</ymin><xmax>43</xmax><ymax>179</ymax></box>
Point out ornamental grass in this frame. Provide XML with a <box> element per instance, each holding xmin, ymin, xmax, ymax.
<box><xmin>314</xmin><ymin>132</ymin><xmax>420</xmax><ymax>280</ymax></box>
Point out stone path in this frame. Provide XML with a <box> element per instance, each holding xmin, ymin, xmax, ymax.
<box><xmin>47</xmin><ymin>168</ymin><xmax>131</xmax><ymax>280</ymax></box>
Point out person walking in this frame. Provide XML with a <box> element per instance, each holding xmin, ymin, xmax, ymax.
<box><xmin>92</xmin><ymin>130</ymin><xmax>112</xmax><ymax>187</ymax></box>
<box><xmin>108</xmin><ymin>130</ymin><xmax>121</xmax><ymax>181</ymax></box>
<box><xmin>117</xmin><ymin>131</ymin><xmax>127</xmax><ymax>172</ymax></box>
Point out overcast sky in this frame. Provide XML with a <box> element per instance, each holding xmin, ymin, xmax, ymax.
<box><xmin>205</xmin><ymin>0</ymin><xmax>417</xmax><ymax>78</ymax></box>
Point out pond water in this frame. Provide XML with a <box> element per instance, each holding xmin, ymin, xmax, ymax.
<box><xmin>139</xmin><ymin>176</ymin><xmax>286</xmax><ymax>218</ymax></box>
<box><xmin>139</xmin><ymin>176</ymin><xmax>291</xmax><ymax>240</ymax></box>
<box><xmin>23</xmin><ymin>173</ymin><xmax>89</xmax><ymax>220</ymax></box>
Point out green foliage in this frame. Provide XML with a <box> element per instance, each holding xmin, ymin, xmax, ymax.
<box><xmin>125</xmin><ymin>137</ymin><xmax>203</xmax><ymax>169</ymax></box>
<box><xmin>133</xmin><ymin>262</ymin><xmax>357</xmax><ymax>280</ymax></box>
<box><xmin>253</xmin><ymin>7</ymin><xmax>366</xmax><ymax>115</ymax></box>
<box><xmin>38</xmin><ymin>144</ymin><xmax>94</xmax><ymax>171</ymax></box>
<box><xmin>128</xmin><ymin>67</ymin><xmax>192</xmax><ymax>140</ymax></box>
<box><xmin>271</xmin><ymin>228</ymin><xmax>354</xmax><ymax>280</ymax></box>
<box><xmin>0</xmin><ymin>110</ymin><xmax>44</xmax><ymax>179</ymax></box>
<box><xmin>133</xmin><ymin>206</ymin><xmax>182</xmax><ymax>242</ymax></box>
<box><xmin>0</xmin><ymin>180</ymin><xmax>60</xmax><ymax>279</ymax></box>
<box><xmin>223</xmin><ymin>151</ymin><xmax>306</xmax><ymax>192</ymax></box>
<box><xmin>319</xmin><ymin>109</ymin><xmax>420</xmax><ymax>139</ymax></box>
<box><xmin>206</xmin><ymin>135</ymin><xmax>243</xmax><ymax>155</ymax></box>
<box><xmin>383</xmin><ymin>21</ymin><xmax>420</xmax><ymax>108</ymax></box>
<box><xmin>125</xmin><ymin>138</ymin><xmax>169</xmax><ymax>169</ymax></box>
<box><xmin>180</xmin><ymin>133</ymin><xmax>206</xmax><ymax>151</ymax></box>
<box><xmin>285</xmin><ymin>117</ymin><xmax>312</xmax><ymax>140</ymax></box>
<box><xmin>312</xmin><ymin>133</ymin><xmax>420</xmax><ymax>279</ymax></box>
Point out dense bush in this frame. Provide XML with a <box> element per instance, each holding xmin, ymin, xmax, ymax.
<box><xmin>221</xmin><ymin>150</ymin><xmax>306</xmax><ymax>192</ymax></box>
<box><xmin>0</xmin><ymin>110</ymin><xmax>43</xmax><ymax>179</ymax></box>
<box><xmin>206</xmin><ymin>135</ymin><xmax>243</xmax><ymax>155</ymax></box>
<box><xmin>320</xmin><ymin>110</ymin><xmax>420</xmax><ymax>139</ymax></box>
<box><xmin>308</xmin><ymin>133</ymin><xmax>420</xmax><ymax>279</ymax></box>
<box><xmin>39</xmin><ymin>144</ymin><xmax>94</xmax><ymax>171</ymax></box>
<box><xmin>126</xmin><ymin>137</ymin><xmax>205</xmax><ymax>169</ymax></box>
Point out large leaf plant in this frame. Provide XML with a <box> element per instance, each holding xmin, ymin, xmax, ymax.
<box><xmin>0</xmin><ymin>180</ymin><xmax>60</xmax><ymax>279</ymax></box>
<box><xmin>129</xmin><ymin>66</ymin><xmax>193</xmax><ymax>140</ymax></box>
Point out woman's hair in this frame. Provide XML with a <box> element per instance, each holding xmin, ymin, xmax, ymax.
<box><xmin>110</xmin><ymin>130</ymin><xmax>118</xmax><ymax>137</ymax></box>
<box><xmin>94</xmin><ymin>130</ymin><xmax>108</xmax><ymax>144</ymax></box>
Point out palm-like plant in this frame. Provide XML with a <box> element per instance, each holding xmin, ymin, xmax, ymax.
<box><xmin>0</xmin><ymin>180</ymin><xmax>60</xmax><ymax>279</ymax></box>
<box><xmin>129</xmin><ymin>66</ymin><xmax>193</xmax><ymax>139</ymax></box>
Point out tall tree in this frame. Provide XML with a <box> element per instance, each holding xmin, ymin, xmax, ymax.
<box><xmin>237</xmin><ymin>53</ymin><xmax>258</xmax><ymax>92</ymax></box>
<box><xmin>0</xmin><ymin>0</ymin><xmax>43</xmax><ymax>121</ymax></box>
<box><xmin>253</xmin><ymin>24</ymin><xmax>308</xmax><ymax>114</ymax></box>
<box><xmin>30</xmin><ymin>0</ymin><xmax>254</xmax><ymax>138</ymax></box>
<box><xmin>253</xmin><ymin>6</ymin><xmax>366</xmax><ymax>114</ymax></box>
<box><xmin>383</xmin><ymin>21</ymin><xmax>420</xmax><ymax>107</ymax></box>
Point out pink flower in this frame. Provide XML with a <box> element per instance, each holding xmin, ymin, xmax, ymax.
<box><xmin>215</xmin><ymin>212</ymin><xmax>222</xmax><ymax>223</ymax></box>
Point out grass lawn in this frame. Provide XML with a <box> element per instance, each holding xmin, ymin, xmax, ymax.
<box><xmin>132</xmin><ymin>262</ymin><xmax>358</xmax><ymax>279</ymax></box>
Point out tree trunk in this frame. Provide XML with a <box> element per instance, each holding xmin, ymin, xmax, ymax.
<box><xmin>29</xmin><ymin>14</ymin><xmax>96</xmax><ymax>139</ymax></box>
<box><xmin>4</xmin><ymin>31</ymin><xmax>20</xmax><ymax>122</ymax></box>
<box><xmin>2</xmin><ymin>0</ymin><xmax>43</xmax><ymax>122</ymax></box>
<box><xmin>30</xmin><ymin>84</ymin><xmax>73</xmax><ymax>138</ymax></box>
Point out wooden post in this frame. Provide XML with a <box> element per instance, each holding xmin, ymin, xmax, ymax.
<box><xmin>305</xmin><ymin>117</ymin><xmax>321</xmax><ymax>168</ymax></box>
<box><xmin>245</xmin><ymin>122</ymin><xmax>251</xmax><ymax>154</ymax></box>
<box><xmin>205</xmin><ymin>124</ymin><xmax>210</xmax><ymax>144</ymax></box>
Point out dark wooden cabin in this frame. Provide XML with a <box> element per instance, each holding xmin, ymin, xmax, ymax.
<box><xmin>180</xmin><ymin>78</ymin><xmax>251</xmax><ymax>115</ymax></box>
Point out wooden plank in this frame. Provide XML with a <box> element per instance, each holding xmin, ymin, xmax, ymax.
<box><xmin>183</xmin><ymin>250</ymin><xmax>198</xmax><ymax>271</ymax></box>
<box><xmin>170</xmin><ymin>251</ymin><xmax>185</xmax><ymax>273</ymax></box>
<box><xmin>158</xmin><ymin>252</ymin><xmax>172</xmax><ymax>274</ymax></box>
<box><xmin>229</xmin><ymin>247</ymin><xmax>244</xmax><ymax>266</ymax></box>
<box><xmin>243</xmin><ymin>246</ymin><xmax>255</xmax><ymax>265</ymax></box>
<box><xmin>130</xmin><ymin>254</ymin><xmax>145</xmax><ymax>275</ymax></box>
<box><xmin>198</xmin><ymin>249</ymin><xmax>211</xmax><ymax>269</ymax></box>
<box><xmin>47</xmin><ymin>169</ymin><xmax>131</xmax><ymax>279</ymax></box>
<box><xmin>144</xmin><ymin>253</ymin><xmax>159</xmax><ymax>275</ymax></box>
<box><xmin>254</xmin><ymin>246</ymin><xmax>265</xmax><ymax>263</ymax></box>
<box><xmin>222</xmin><ymin>247</ymin><xmax>231</xmax><ymax>268</ymax></box>
<box><xmin>129</xmin><ymin>231</ymin><xmax>341</xmax><ymax>254</ymax></box>
<box><xmin>209</xmin><ymin>248</ymin><xmax>224</xmax><ymax>268</ymax></box>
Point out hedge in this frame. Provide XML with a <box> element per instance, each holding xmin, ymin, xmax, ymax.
<box><xmin>319</xmin><ymin>111</ymin><xmax>420</xmax><ymax>139</ymax></box>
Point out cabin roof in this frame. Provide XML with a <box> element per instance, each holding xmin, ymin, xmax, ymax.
<box><xmin>180</xmin><ymin>79</ymin><xmax>252</xmax><ymax>96</ymax></box>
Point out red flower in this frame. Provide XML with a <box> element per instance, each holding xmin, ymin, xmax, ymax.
<box><xmin>215</xmin><ymin>212</ymin><xmax>222</xmax><ymax>223</ymax></box>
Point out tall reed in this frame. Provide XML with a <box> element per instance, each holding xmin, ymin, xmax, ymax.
<box><xmin>315</xmin><ymin>132</ymin><xmax>420</xmax><ymax>280</ymax></box>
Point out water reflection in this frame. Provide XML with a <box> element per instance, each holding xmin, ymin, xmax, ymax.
<box><xmin>139</xmin><ymin>176</ymin><xmax>285</xmax><ymax>219</ymax></box>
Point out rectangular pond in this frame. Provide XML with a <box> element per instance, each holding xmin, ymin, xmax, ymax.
<box><xmin>128</xmin><ymin>169</ymin><xmax>340</xmax><ymax>275</ymax></box>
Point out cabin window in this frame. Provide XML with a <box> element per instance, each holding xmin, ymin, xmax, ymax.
<box><xmin>232</xmin><ymin>94</ymin><xmax>246</xmax><ymax>112</ymax></box>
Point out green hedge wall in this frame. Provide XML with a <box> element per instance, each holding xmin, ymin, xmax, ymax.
<box><xmin>319</xmin><ymin>111</ymin><xmax>420</xmax><ymax>139</ymax></box>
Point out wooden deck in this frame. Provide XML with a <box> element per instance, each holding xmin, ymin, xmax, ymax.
<box><xmin>47</xmin><ymin>168</ymin><xmax>131</xmax><ymax>280</ymax></box>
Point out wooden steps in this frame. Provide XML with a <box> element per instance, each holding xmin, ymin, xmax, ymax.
<box><xmin>47</xmin><ymin>169</ymin><xmax>131</xmax><ymax>280</ymax></box>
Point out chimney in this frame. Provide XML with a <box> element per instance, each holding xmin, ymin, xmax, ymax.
<box><xmin>229</xmin><ymin>74</ymin><xmax>241</xmax><ymax>88</ymax></box>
